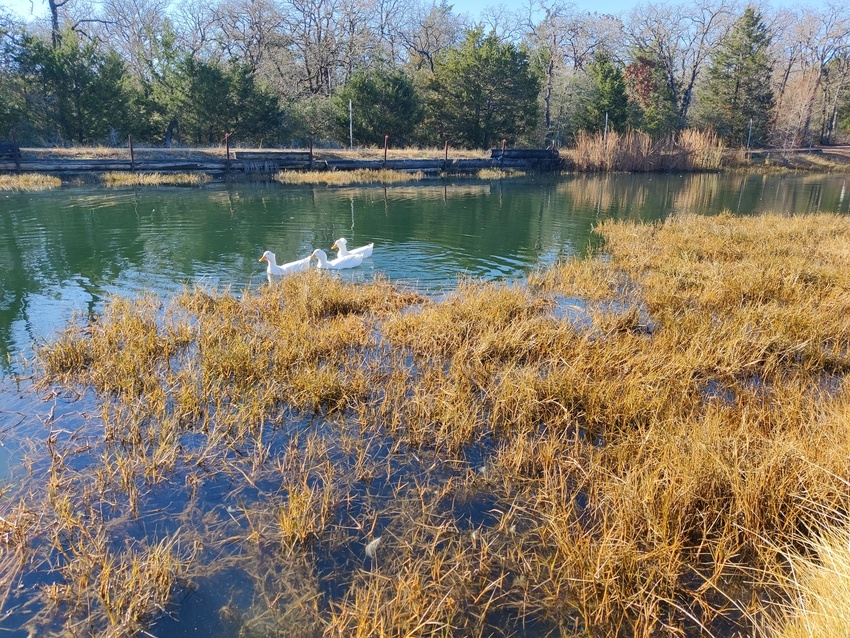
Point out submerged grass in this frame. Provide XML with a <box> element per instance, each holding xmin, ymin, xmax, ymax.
<box><xmin>0</xmin><ymin>173</ymin><xmax>62</xmax><ymax>190</ymax></box>
<box><xmin>6</xmin><ymin>212</ymin><xmax>850</xmax><ymax>636</ymax></box>
<box><xmin>100</xmin><ymin>171</ymin><xmax>211</xmax><ymax>186</ymax></box>
<box><xmin>275</xmin><ymin>168</ymin><xmax>425</xmax><ymax>185</ymax></box>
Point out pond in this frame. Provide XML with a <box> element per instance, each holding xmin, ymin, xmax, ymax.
<box><xmin>0</xmin><ymin>170</ymin><xmax>849</xmax><ymax>636</ymax></box>
<box><xmin>3</xmin><ymin>172</ymin><xmax>848</xmax><ymax>370</ymax></box>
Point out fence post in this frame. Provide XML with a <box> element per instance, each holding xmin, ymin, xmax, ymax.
<box><xmin>128</xmin><ymin>134</ymin><xmax>135</xmax><ymax>171</ymax></box>
<box><xmin>383</xmin><ymin>135</ymin><xmax>388</xmax><ymax>168</ymax></box>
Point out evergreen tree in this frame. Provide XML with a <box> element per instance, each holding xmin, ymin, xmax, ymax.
<box><xmin>0</xmin><ymin>13</ymin><xmax>25</xmax><ymax>140</ymax></box>
<box><xmin>624</xmin><ymin>53</ymin><xmax>680</xmax><ymax>138</ymax></box>
<box><xmin>333</xmin><ymin>68</ymin><xmax>423</xmax><ymax>146</ymax></box>
<box><xmin>17</xmin><ymin>30</ymin><xmax>130</xmax><ymax>143</ymax></box>
<box><xmin>574</xmin><ymin>52</ymin><xmax>631</xmax><ymax>134</ymax></box>
<box><xmin>421</xmin><ymin>28</ymin><xmax>540</xmax><ymax>148</ymax></box>
<box><xmin>694</xmin><ymin>6</ymin><xmax>774</xmax><ymax>147</ymax></box>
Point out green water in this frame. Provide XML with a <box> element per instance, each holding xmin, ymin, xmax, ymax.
<box><xmin>2</xmin><ymin>172</ymin><xmax>848</xmax><ymax>368</ymax></box>
<box><xmin>0</xmin><ymin>171</ymin><xmax>849</xmax><ymax>636</ymax></box>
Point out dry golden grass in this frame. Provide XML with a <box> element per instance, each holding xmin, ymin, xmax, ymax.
<box><xmin>275</xmin><ymin>168</ymin><xmax>425</xmax><ymax>185</ymax></box>
<box><xmin>567</xmin><ymin>128</ymin><xmax>726</xmax><ymax>172</ymax></box>
<box><xmin>769</xmin><ymin>516</ymin><xmax>850</xmax><ymax>637</ymax></box>
<box><xmin>100</xmin><ymin>171</ymin><xmax>211</xmax><ymax>186</ymax></box>
<box><xmin>8</xmin><ymin>212</ymin><xmax>850</xmax><ymax>636</ymax></box>
<box><xmin>0</xmin><ymin>173</ymin><xmax>62</xmax><ymax>190</ymax></box>
<box><xmin>477</xmin><ymin>168</ymin><xmax>526</xmax><ymax>179</ymax></box>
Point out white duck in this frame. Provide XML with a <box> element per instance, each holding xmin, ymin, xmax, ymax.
<box><xmin>259</xmin><ymin>250</ymin><xmax>311</xmax><ymax>276</ymax></box>
<box><xmin>332</xmin><ymin>237</ymin><xmax>374</xmax><ymax>259</ymax></box>
<box><xmin>310</xmin><ymin>248</ymin><xmax>363</xmax><ymax>270</ymax></box>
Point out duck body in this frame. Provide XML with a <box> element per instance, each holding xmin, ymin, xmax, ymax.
<box><xmin>259</xmin><ymin>250</ymin><xmax>312</xmax><ymax>276</ymax></box>
<box><xmin>332</xmin><ymin>238</ymin><xmax>374</xmax><ymax>258</ymax></box>
<box><xmin>310</xmin><ymin>248</ymin><xmax>363</xmax><ymax>270</ymax></box>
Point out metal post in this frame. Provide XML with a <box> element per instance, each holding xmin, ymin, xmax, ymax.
<box><xmin>383</xmin><ymin>135</ymin><xmax>388</xmax><ymax>167</ymax></box>
<box><xmin>349</xmin><ymin>100</ymin><xmax>353</xmax><ymax>151</ymax></box>
<box><xmin>128</xmin><ymin>134</ymin><xmax>135</xmax><ymax>171</ymax></box>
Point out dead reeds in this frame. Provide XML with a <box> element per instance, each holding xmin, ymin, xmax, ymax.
<box><xmin>7</xmin><ymin>212</ymin><xmax>850</xmax><ymax>636</ymax></box>
<box><xmin>567</xmin><ymin>128</ymin><xmax>726</xmax><ymax>172</ymax></box>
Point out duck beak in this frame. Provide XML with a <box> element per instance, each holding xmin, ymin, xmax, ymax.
<box><xmin>331</xmin><ymin>242</ymin><xmax>338</xmax><ymax>250</ymax></box>
<box><xmin>259</xmin><ymin>255</ymin><xmax>266</xmax><ymax>262</ymax></box>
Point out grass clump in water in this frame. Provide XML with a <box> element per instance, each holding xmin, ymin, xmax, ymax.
<box><xmin>100</xmin><ymin>171</ymin><xmax>211</xmax><ymax>186</ymax></box>
<box><xmin>0</xmin><ymin>173</ymin><xmax>62</xmax><ymax>190</ymax></box>
<box><xmin>275</xmin><ymin>168</ymin><xmax>425</xmax><ymax>185</ymax></box>
<box><xmin>477</xmin><ymin>168</ymin><xmax>526</xmax><ymax>179</ymax></box>
<box><xmin>9</xmin><ymin>213</ymin><xmax>850</xmax><ymax>637</ymax></box>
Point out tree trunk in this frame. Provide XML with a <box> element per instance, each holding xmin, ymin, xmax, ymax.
<box><xmin>164</xmin><ymin>117</ymin><xmax>178</xmax><ymax>148</ymax></box>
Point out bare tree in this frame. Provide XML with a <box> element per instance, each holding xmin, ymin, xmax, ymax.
<box><xmin>212</xmin><ymin>0</ymin><xmax>287</xmax><ymax>70</ymax></box>
<box><xmin>173</xmin><ymin>0</ymin><xmax>220</xmax><ymax>60</ymax></box>
<box><xmin>769</xmin><ymin>3</ymin><xmax>850</xmax><ymax>145</ymax></box>
<box><xmin>624</xmin><ymin>0</ymin><xmax>737</xmax><ymax>122</ymax></box>
<box><xmin>397</xmin><ymin>0</ymin><xmax>466</xmax><ymax>72</ymax></box>
<box><xmin>100</xmin><ymin>0</ymin><xmax>170</xmax><ymax>78</ymax></box>
<box><xmin>368</xmin><ymin>0</ymin><xmax>413</xmax><ymax>66</ymax></box>
<box><xmin>281</xmin><ymin>0</ymin><xmax>345</xmax><ymax>95</ymax></box>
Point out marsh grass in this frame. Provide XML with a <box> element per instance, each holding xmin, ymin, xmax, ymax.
<box><xmin>275</xmin><ymin>168</ymin><xmax>425</xmax><ymax>185</ymax></box>
<box><xmin>0</xmin><ymin>173</ymin><xmax>62</xmax><ymax>190</ymax></box>
<box><xmin>568</xmin><ymin>128</ymin><xmax>726</xmax><ymax>172</ymax></box>
<box><xmin>477</xmin><ymin>168</ymin><xmax>526</xmax><ymax>179</ymax></box>
<box><xmin>100</xmin><ymin>171</ymin><xmax>211</xmax><ymax>186</ymax></box>
<box><xmin>7</xmin><ymin>213</ymin><xmax>850</xmax><ymax>636</ymax></box>
<box><xmin>769</xmin><ymin>516</ymin><xmax>850</xmax><ymax>637</ymax></box>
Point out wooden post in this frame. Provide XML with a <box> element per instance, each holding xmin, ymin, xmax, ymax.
<box><xmin>128</xmin><ymin>134</ymin><xmax>135</xmax><ymax>171</ymax></box>
<box><xmin>383</xmin><ymin>135</ymin><xmax>389</xmax><ymax>168</ymax></box>
<box><xmin>309</xmin><ymin>137</ymin><xmax>313</xmax><ymax>170</ymax></box>
<box><xmin>500</xmin><ymin>139</ymin><xmax>506</xmax><ymax>168</ymax></box>
<box><xmin>444</xmin><ymin>140</ymin><xmax>448</xmax><ymax>172</ymax></box>
<box><xmin>225</xmin><ymin>133</ymin><xmax>231</xmax><ymax>172</ymax></box>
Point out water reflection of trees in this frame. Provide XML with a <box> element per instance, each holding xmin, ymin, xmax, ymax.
<box><xmin>2</xmin><ymin>176</ymin><xmax>848</xmax><ymax>369</ymax></box>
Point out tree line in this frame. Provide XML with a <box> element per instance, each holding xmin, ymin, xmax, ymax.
<box><xmin>0</xmin><ymin>0</ymin><xmax>848</xmax><ymax>150</ymax></box>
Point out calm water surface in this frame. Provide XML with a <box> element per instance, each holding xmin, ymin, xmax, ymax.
<box><xmin>2</xmin><ymin>172</ymin><xmax>848</xmax><ymax>369</ymax></box>
<box><xmin>0</xmin><ymin>171</ymin><xmax>849</xmax><ymax>635</ymax></box>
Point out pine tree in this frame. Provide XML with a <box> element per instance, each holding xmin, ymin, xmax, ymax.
<box><xmin>574</xmin><ymin>52</ymin><xmax>631</xmax><ymax>134</ymax></box>
<box><xmin>695</xmin><ymin>6</ymin><xmax>774</xmax><ymax>147</ymax></box>
<box><xmin>421</xmin><ymin>28</ymin><xmax>540</xmax><ymax>149</ymax></box>
<box><xmin>334</xmin><ymin>68</ymin><xmax>423</xmax><ymax>146</ymax></box>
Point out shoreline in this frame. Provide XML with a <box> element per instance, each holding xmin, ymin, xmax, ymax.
<box><xmin>2</xmin><ymin>146</ymin><xmax>850</xmax><ymax>189</ymax></box>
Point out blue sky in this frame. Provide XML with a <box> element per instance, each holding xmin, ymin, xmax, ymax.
<box><xmin>5</xmin><ymin>0</ymin><xmax>640</xmax><ymax>23</ymax></box>
<box><xmin>1</xmin><ymin>0</ymin><xmax>824</xmax><ymax>26</ymax></box>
